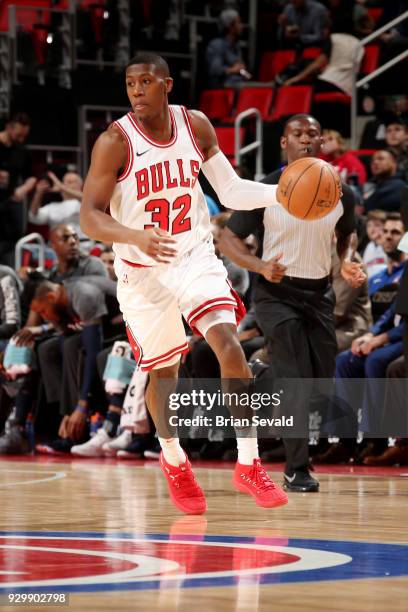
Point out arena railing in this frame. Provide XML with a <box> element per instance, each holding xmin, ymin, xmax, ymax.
<box><xmin>351</xmin><ymin>10</ymin><xmax>408</xmax><ymax>149</ymax></box>
<box><xmin>15</xmin><ymin>232</ymin><xmax>45</xmax><ymax>271</ymax></box>
<box><xmin>235</xmin><ymin>108</ymin><xmax>264</xmax><ymax>181</ymax></box>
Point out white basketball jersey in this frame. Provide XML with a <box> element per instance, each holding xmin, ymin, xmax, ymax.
<box><xmin>110</xmin><ymin>105</ymin><xmax>212</xmax><ymax>266</ymax></box>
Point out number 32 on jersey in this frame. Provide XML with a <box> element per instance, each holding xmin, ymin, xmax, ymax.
<box><xmin>144</xmin><ymin>194</ymin><xmax>191</xmax><ymax>235</ymax></box>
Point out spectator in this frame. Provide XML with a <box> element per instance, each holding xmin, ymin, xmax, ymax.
<box><xmin>0</xmin><ymin>113</ymin><xmax>36</xmax><ymax>266</ymax></box>
<box><xmin>100</xmin><ymin>246</ymin><xmax>117</xmax><ymax>281</ymax></box>
<box><xmin>321</xmin><ymin>129</ymin><xmax>367</xmax><ymax>186</ymax></box>
<box><xmin>384</xmin><ymin>116</ymin><xmax>408</xmax><ymax>182</ymax></box>
<box><xmin>283</xmin><ymin>15</ymin><xmax>372</xmax><ymax>95</ymax></box>
<box><xmin>363</xmin><ymin>150</ymin><xmax>406</xmax><ymax>213</ymax></box>
<box><xmin>368</xmin><ymin>213</ymin><xmax>406</xmax><ymax>321</ymax></box>
<box><xmin>205</xmin><ymin>9</ymin><xmax>251</xmax><ymax>88</ymax></box>
<box><xmin>47</xmin><ymin>224</ymin><xmax>107</xmax><ymax>282</ymax></box>
<box><xmin>362</xmin><ymin>210</ymin><xmax>387</xmax><ymax>279</ymax></box>
<box><xmin>0</xmin><ymin>275</ymin><xmax>117</xmax><ymax>455</ymax></box>
<box><xmin>0</xmin><ymin>266</ymin><xmax>22</xmax><ymax>352</ymax></box>
<box><xmin>278</xmin><ymin>0</ymin><xmax>329</xmax><ymax>48</ymax></box>
<box><xmin>211</xmin><ymin>212</ymin><xmax>249</xmax><ymax>298</ymax></box>
<box><xmin>28</xmin><ymin>171</ymin><xmax>89</xmax><ymax>242</ymax></box>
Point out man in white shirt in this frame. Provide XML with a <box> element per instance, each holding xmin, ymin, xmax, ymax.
<box><xmin>28</xmin><ymin>171</ymin><xmax>86</xmax><ymax>240</ymax></box>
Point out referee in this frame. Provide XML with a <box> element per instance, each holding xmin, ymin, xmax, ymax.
<box><xmin>219</xmin><ymin>114</ymin><xmax>366</xmax><ymax>492</ymax></box>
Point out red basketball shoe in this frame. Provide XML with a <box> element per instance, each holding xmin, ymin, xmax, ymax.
<box><xmin>233</xmin><ymin>459</ymin><xmax>288</xmax><ymax>508</ymax></box>
<box><xmin>160</xmin><ymin>452</ymin><xmax>207</xmax><ymax>515</ymax></box>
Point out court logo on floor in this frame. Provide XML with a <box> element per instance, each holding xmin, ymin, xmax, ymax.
<box><xmin>0</xmin><ymin>531</ymin><xmax>407</xmax><ymax>592</ymax></box>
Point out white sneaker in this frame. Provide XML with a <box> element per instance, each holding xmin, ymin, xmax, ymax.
<box><xmin>71</xmin><ymin>429</ymin><xmax>110</xmax><ymax>457</ymax></box>
<box><xmin>102</xmin><ymin>429</ymin><xmax>133</xmax><ymax>456</ymax></box>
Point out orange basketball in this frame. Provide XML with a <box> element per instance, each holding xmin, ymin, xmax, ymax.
<box><xmin>277</xmin><ymin>157</ymin><xmax>341</xmax><ymax>221</ymax></box>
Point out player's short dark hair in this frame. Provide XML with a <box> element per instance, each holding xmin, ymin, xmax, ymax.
<box><xmin>7</xmin><ymin>112</ymin><xmax>30</xmax><ymax>127</ymax></box>
<box><xmin>126</xmin><ymin>52</ymin><xmax>170</xmax><ymax>77</ymax></box>
<box><xmin>283</xmin><ymin>114</ymin><xmax>322</xmax><ymax>134</ymax></box>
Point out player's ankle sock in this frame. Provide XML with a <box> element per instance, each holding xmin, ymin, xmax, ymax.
<box><xmin>236</xmin><ymin>430</ymin><xmax>259</xmax><ymax>465</ymax></box>
<box><xmin>159</xmin><ymin>437</ymin><xmax>186</xmax><ymax>466</ymax></box>
<box><xmin>103</xmin><ymin>410</ymin><xmax>121</xmax><ymax>438</ymax></box>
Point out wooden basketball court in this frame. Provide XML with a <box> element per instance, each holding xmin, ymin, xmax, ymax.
<box><xmin>0</xmin><ymin>456</ymin><xmax>407</xmax><ymax>611</ymax></box>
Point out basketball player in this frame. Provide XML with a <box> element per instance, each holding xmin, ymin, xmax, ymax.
<box><xmin>220</xmin><ymin>114</ymin><xmax>366</xmax><ymax>492</ymax></box>
<box><xmin>81</xmin><ymin>52</ymin><xmax>289</xmax><ymax>515</ymax></box>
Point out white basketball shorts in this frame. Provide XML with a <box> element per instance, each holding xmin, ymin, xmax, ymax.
<box><xmin>114</xmin><ymin>239</ymin><xmax>246</xmax><ymax>371</ymax></box>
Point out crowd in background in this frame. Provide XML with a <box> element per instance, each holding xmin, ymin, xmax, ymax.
<box><xmin>0</xmin><ymin>0</ymin><xmax>407</xmax><ymax>466</ymax></box>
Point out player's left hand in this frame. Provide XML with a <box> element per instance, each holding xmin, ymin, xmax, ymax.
<box><xmin>341</xmin><ymin>261</ymin><xmax>367</xmax><ymax>288</ymax></box>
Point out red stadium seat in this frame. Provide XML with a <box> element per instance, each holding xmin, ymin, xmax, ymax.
<box><xmin>301</xmin><ymin>47</ymin><xmax>322</xmax><ymax>60</ymax></box>
<box><xmin>258</xmin><ymin>50</ymin><xmax>296</xmax><ymax>82</ymax></box>
<box><xmin>199</xmin><ymin>89</ymin><xmax>235</xmax><ymax>122</ymax></box>
<box><xmin>215</xmin><ymin>127</ymin><xmax>245</xmax><ymax>163</ymax></box>
<box><xmin>367</xmin><ymin>8</ymin><xmax>384</xmax><ymax>24</ymax></box>
<box><xmin>360</xmin><ymin>45</ymin><xmax>380</xmax><ymax>76</ymax></box>
<box><xmin>269</xmin><ymin>85</ymin><xmax>313</xmax><ymax>121</ymax></box>
<box><xmin>313</xmin><ymin>92</ymin><xmax>351</xmax><ymax>105</ymax></box>
<box><xmin>231</xmin><ymin>87</ymin><xmax>274</xmax><ymax>121</ymax></box>
<box><xmin>0</xmin><ymin>0</ymin><xmax>50</xmax><ymax>32</ymax></box>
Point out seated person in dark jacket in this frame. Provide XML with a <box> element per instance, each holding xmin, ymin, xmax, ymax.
<box><xmin>363</xmin><ymin>150</ymin><xmax>406</xmax><ymax>213</ymax></box>
<box><xmin>205</xmin><ymin>9</ymin><xmax>251</xmax><ymax>88</ymax></box>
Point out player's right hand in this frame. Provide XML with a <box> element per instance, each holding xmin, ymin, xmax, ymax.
<box><xmin>258</xmin><ymin>253</ymin><xmax>287</xmax><ymax>283</ymax></box>
<box><xmin>134</xmin><ymin>228</ymin><xmax>178</xmax><ymax>263</ymax></box>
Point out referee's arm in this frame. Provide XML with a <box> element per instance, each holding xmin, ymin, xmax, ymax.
<box><xmin>335</xmin><ymin>183</ymin><xmax>358</xmax><ymax>262</ymax></box>
<box><xmin>219</xmin><ymin>209</ymin><xmax>286</xmax><ymax>283</ymax></box>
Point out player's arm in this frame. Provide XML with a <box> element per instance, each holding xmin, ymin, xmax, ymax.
<box><xmin>80</xmin><ymin>126</ymin><xmax>176</xmax><ymax>262</ymax></box>
<box><xmin>188</xmin><ymin>110</ymin><xmax>280</xmax><ymax>210</ymax></box>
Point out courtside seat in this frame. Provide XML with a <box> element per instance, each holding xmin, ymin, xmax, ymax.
<box><xmin>199</xmin><ymin>89</ymin><xmax>235</xmax><ymax>123</ymax></box>
<box><xmin>258</xmin><ymin>50</ymin><xmax>296</xmax><ymax>82</ymax></box>
<box><xmin>268</xmin><ymin>85</ymin><xmax>313</xmax><ymax>121</ymax></box>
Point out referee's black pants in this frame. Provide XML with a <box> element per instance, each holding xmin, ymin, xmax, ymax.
<box><xmin>254</xmin><ymin>276</ymin><xmax>337</xmax><ymax>474</ymax></box>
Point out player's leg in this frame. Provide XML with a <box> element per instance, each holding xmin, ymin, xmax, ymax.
<box><xmin>146</xmin><ymin>361</ymin><xmax>206</xmax><ymax>515</ymax></box>
<box><xmin>114</xmin><ymin>261</ymin><xmax>206</xmax><ymax>514</ymax></box>
<box><xmin>177</xmin><ymin>241</ymin><xmax>287</xmax><ymax>508</ymax></box>
<box><xmin>201</xmin><ymin>318</ymin><xmax>287</xmax><ymax>508</ymax></box>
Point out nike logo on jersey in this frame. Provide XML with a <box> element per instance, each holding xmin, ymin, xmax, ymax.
<box><xmin>136</xmin><ymin>149</ymin><xmax>151</xmax><ymax>157</ymax></box>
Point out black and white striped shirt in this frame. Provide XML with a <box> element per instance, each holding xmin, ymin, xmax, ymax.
<box><xmin>227</xmin><ymin>168</ymin><xmax>356</xmax><ymax>280</ymax></box>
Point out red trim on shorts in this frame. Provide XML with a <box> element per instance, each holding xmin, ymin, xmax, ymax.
<box><xmin>181</xmin><ymin>106</ymin><xmax>205</xmax><ymax>162</ymax></box>
<box><xmin>127</xmin><ymin>107</ymin><xmax>178</xmax><ymax>148</ymax></box>
<box><xmin>187</xmin><ymin>297</ymin><xmax>236</xmax><ymax>325</ymax></box>
<box><xmin>114</xmin><ymin>121</ymin><xmax>134</xmax><ymax>182</ymax></box>
<box><xmin>125</xmin><ymin>324</ymin><xmax>143</xmax><ymax>369</ymax></box>
<box><xmin>121</xmin><ymin>258</ymin><xmax>152</xmax><ymax>268</ymax></box>
<box><xmin>140</xmin><ymin>342</ymin><xmax>189</xmax><ymax>371</ymax></box>
<box><xmin>187</xmin><ymin>290</ymin><xmax>247</xmax><ymax>336</ymax></box>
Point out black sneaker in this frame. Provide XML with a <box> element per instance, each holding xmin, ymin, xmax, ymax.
<box><xmin>283</xmin><ymin>469</ymin><xmax>319</xmax><ymax>492</ymax></box>
<box><xmin>0</xmin><ymin>422</ymin><xmax>31</xmax><ymax>455</ymax></box>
